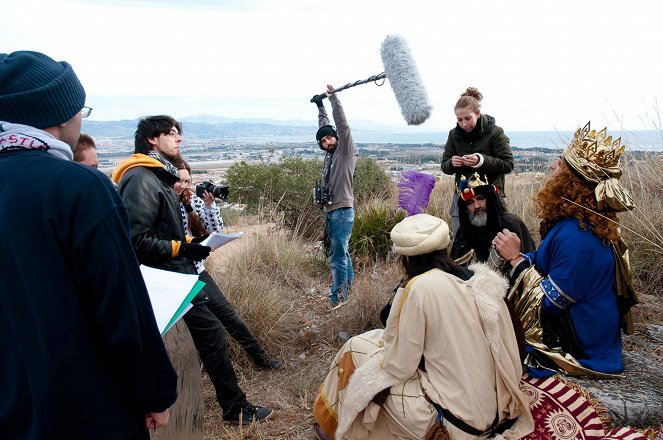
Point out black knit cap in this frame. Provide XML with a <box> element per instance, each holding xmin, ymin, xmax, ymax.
<box><xmin>316</xmin><ymin>125</ymin><xmax>337</xmax><ymax>142</ymax></box>
<box><xmin>0</xmin><ymin>51</ymin><xmax>86</xmax><ymax>129</ymax></box>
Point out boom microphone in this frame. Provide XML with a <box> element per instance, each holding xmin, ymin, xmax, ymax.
<box><xmin>310</xmin><ymin>34</ymin><xmax>432</xmax><ymax>126</ymax></box>
<box><xmin>380</xmin><ymin>35</ymin><xmax>432</xmax><ymax>126</ymax></box>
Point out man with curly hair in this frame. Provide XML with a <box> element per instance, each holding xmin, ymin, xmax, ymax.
<box><xmin>493</xmin><ymin>122</ymin><xmax>638</xmax><ymax>378</ymax></box>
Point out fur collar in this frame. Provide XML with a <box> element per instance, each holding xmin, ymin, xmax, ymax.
<box><xmin>335</xmin><ymin>263</ymin><xmax>509</xmax><ymax>439</ymax></box>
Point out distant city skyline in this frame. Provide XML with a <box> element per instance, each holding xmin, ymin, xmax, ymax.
<box><xmin>7</xmin><ymin>0</ymin><xmax>663</xmax><ymax>133</ymax></box>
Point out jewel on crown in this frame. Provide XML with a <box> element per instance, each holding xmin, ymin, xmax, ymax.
<box><xmin>569</xmin><ymin>122</ymin><xmax>625</xmax><ymax>168</ymax></box>
<box><xmin>456</xmin><ymin>172</ymin><xmax>490</xmax><ymax>196</ymax></box>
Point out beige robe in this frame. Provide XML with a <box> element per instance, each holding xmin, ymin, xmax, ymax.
<box><xmin>313</xmin><ymin>263</ymin><xmax>534</xmax><ymax>440</ymax></box>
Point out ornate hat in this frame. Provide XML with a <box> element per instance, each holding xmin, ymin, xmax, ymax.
<box><xmin>562</xmin><ymin>122</ymin><xmax>634</xmax><ymax>212</ymax></box>
<box><xmin>456</xmin><ymin>173</ymin><xmax>498</xmax><ymax>202</ymax></box>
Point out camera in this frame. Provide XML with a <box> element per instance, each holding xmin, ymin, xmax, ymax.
<box><xmin>313</xmin><ymin>181</ymin><xmax>332</xmax><ymax>207</ymax></box>
<box><xmin>196</xmin><ymin>181</ymin><xmax>230</xmax><ymax>200</ymax></box>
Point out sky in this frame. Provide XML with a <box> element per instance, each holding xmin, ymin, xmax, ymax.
<box><xmin>4</xmin><ymin>0</ymin><xmax>663</xmax><ymax>134</ymax></box>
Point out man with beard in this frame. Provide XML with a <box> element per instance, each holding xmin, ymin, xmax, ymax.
<box><xmin>311</xmin><ymin>85</ymin><xmax>358</xmax><ymax>308</ymax></box>
<box><xmin>112</xmin><ymin>116</ymin><xmax>273</xmax><ymax>424</ymax></box>
<box><xmin>493</xmin><ymin>122</ymin><xmax>638</xmax><ymax>378</ymax></box>
<box><xmin>451</xmin><ymin>173</ymin><xmax>535</xmax><ymax>273</ymax></box>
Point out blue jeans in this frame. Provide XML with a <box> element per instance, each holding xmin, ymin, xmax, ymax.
<box><xmin>325</xmin><ymin>207</ymin><xmax>355</xmax><ymax>305</ymax></box>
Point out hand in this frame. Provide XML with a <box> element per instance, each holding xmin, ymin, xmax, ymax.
<box><xmin>310</xmin><ymin>94</ymin><xmax>326</xmax><ymax>107</ymax></box>
<box><xmin>145</xmin><ymin>409</ymin><xmax>169</xmax><ymax>429</ymax></box>
<box><xmin>461</xmin><ymin>154</ymin><xmax>480</xmax><ymax>167</ymax></box>
<box><xmin>451</xmin><ymin>155</ymin><xmax>464</xmax><ymax>167</ymax></box>
<box><xmin>179</xmin><ymin>242</ymin><xmax>212</xmax><ymax>260</ymax></box>
<box><xmin>326</xmin><ymin>84</ymin><xmax>335</xmax><ymax>95</ymax></box>
<box><xmin>492</xmin><ymin>229</ymin><xmax>522</xmax><ymax>264</ymax></box>
<box><xmin>191</xmin><ymin>234</ymin><xmax>209</xmax><ymax>244</ymax></box>
<box><xmin>202</xmin><ymin>190</ymin><xmax>216</xmax><ymax>206</ymax></box>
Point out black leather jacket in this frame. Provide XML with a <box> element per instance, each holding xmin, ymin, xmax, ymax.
<box><xmin>117</xmin><ymin>165</ymin><xmax>197</xmax><ymax>275</ymax></box>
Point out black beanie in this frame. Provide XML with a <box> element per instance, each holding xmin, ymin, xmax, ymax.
<box><xmin>0</xmin><ymin>51</ymin><xmax>86</xmax><ymax>129</ymax></box>
<box><xmin>316</xmin><ymin>125</ymin><xmax>338</xmax><ymax>142</ymax></box>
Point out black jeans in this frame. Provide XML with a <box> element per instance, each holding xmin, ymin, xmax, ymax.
<box><xmin>198</xmin><ymin>271</ymin><xmax>266</xmax><ymax>363</ymax></box>
<box><xmin>183</xmin><ymin>290</ymin><xmax>246</xmax><ymax>413</ymax></box>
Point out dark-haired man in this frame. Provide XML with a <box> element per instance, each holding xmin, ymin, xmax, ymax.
<box><xmin>451</xmin><ymin>173</ymin><xmax>535</xmax><ymax>272</ymax></box>
<box><xmin>0</xmin><ymin>51</ymin><xmax>177</xmax><ymax>439</ymax></box>
<box><xmin>112</xmin><ymin>116</ymin><xmax>273</xmax><ymax>424</ymax></box>
<box><xmin>311</xmin><ymin>85</ymin><xmax>358</xmax><ymax>308</ymax></box>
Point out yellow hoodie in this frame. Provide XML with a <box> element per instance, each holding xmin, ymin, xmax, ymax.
<box><xmin>111</xmin><ymin>153</ymin><xmax>192</xmax><ymax>257</ymax></box>
<box><xmin>111</xmin><ymin>153</ymin><xmax>164</xmax><ymax>185</ymax></box>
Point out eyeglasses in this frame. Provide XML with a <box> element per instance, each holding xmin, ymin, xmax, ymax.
<box><xmin>80</xmin><ymin>107</ymin><xmax>93</xmax><ymax>118</ymax></box>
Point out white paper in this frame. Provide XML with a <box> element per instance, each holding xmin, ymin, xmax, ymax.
<box><xmin>200</xmin><ymin>231</ymin><xmax>244</xmax><ymax>250</ymax></box>
<box><xmin>140</xmin><ymin>265</ymin><xmax>200</xmax><ymax>334</ymax></box>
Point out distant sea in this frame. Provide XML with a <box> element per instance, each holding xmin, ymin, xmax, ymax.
<box><xmin>236</xmin><ymin>130</ymin><xmax>662</xmax><ymax>150</ymax></box>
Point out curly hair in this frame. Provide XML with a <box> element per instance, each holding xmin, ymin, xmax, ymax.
<box><xmin>534</xmin><ymin>161</ymin><xmax>620</xmax><ymax>244</ymax></box>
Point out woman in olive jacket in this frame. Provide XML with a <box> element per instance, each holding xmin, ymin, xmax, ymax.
<box><xmin>441</xmin><ymin>87</ymin><xmax>514</xmax><ymax>235</ymax></box>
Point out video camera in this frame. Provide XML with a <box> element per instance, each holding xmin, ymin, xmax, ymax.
<box><xmin>196</xmin><ymin>181</ymin><xmax>230</xmax><ymax>200</ymax></box>
<box><xmin>313</xmin><ymin>181</ymin><xmax>332</xmax><ymax>207</ymax></box>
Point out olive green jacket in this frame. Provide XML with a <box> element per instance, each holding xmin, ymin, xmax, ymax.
<box><xmin>441</xmin><ymin>114</ymin><xmax>514</xmax><ymax>194</ymax></box>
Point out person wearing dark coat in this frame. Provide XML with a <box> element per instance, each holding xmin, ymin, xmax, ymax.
<box><xmin>451</xmin><ymin>173</ymin><xmax>536</xmax><ymax>274</ymax></box>
<box><xmin>0</xmin><ymin>50</ymin><xmax>177</xmax><ymax>440</ymax></box>
<box><xmin>112</xmin><ymin>115</ymin><xmax>274</xmax><ymax>425</ymax></box>
<box><xmin>441</xmin><ymin>87</ymin><xmax>514</xmax><ymax>235</ymax></box>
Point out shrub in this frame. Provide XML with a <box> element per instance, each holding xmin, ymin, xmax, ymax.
<box><xmin>350</xmin><ymin>197</ymin><xmax>406</xmax><ymax>265</ymax></box>
<box><xmin>225</xmin><ymin>156</ymin><xmax>393</xmax><ymax>240</ymax></box>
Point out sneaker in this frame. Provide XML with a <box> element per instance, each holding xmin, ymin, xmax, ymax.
<box><xmin>254</xmin><ymin>358</ymin><xmax>285</xmax><ymax>371</ymax></box>
<box><xmin>330</xmin><ymin>299</ymin><xmax>348</xmax><ymax>310</ymax></box>
<box><xmin>224</xmin><ymin>403</ymin><xmax>274</xmax><ymax>425</ymax></box>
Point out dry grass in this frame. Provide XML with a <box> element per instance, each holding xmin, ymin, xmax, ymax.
<box><xmin>193</xmin><ymin>154</ymin><xmax>663</xmax><ymax>438</ymax></box>
<box><xmin>199</xmin><ymin>216</ymin><xmax>401</xmax><ymax>439</ymax></box>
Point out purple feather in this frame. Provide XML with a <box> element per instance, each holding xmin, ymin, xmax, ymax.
<box><xmin>397</xmin><ymin>171</ymin><xmax>436</xmax><ymax>216</ymax></box>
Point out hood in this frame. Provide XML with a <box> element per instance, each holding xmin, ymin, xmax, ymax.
<box><xmin>111</xmin><ymin>153</ymin><xmax>164</xmax><ymax>184</ymax></box>
<box><xmin>455</xmin><ymin>114</ymin><xmax>496</xmax><ymax>141</ymax></box>
<box><xmin>0</xmin><ymin>121</ymin><xmax>73</xmax><ymax>161</ymax></box>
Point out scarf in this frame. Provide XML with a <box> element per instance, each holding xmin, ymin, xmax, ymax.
<box><xmin>147</xmin><ymin>150</ymin><xmax>180</xmax><ymax>179</ymax></box>
<box><xmin>0</xmin><ymin>122</ymin><xmax>74</xmax><ymax>161</ymax></box>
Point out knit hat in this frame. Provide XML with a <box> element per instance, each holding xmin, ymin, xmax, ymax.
<box><xmin>0</xmin><ymin>51</ymin><xmax>86</xmax><ymax>129</ymax></box>
<box><xmin>390</xmin><ymin>214</ymin><xmax>451</xmax><ymax>256</ymax></box>
<box><xmin>316</xmin><ymin>125</ymin><xmax>337</xmax><ymax>142</ymax></box>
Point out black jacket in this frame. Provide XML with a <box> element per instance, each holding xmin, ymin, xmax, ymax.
<box><xmin>115</xmin><ymin>156</ymin><xmax>197</xmax><ymax>275</ymax></box>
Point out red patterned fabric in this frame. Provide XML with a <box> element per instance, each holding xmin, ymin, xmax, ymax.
<box><xmin>519</xmin><ymin>375</ymin><xmax>646</xmax><ymax>440</ymax></box>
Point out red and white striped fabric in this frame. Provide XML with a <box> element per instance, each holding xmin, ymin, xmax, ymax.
<box><xmin>519</xmin><ymin>375</ymin><xmax>647</xmax><ymax>440</ymax></box>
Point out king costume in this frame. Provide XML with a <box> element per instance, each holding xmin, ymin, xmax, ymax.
<box><xmin>506</xmin><ymin>122</ymin><xmax>638</xmax><ymax>378</ymax></box>
<box><xmin>313</xmin><ymin>215</ymin><xmax>534</xmax><ymax>440</ymax></box>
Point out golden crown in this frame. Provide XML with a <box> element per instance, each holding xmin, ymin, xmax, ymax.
<box><xmin>456</xmin><ymin>173</ymin><xmax>495</xmax><ymax>201</ymax></box>
<box><xmin>566</xmin><ymin>122</ymin><xmax>625</xmax><ymax>169</ymax></box>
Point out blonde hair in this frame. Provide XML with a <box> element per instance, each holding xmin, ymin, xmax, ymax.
<box><xmin>454</xmin><ymin>87</ymin><xmax>483</xmax><ymax>112</ymax></box>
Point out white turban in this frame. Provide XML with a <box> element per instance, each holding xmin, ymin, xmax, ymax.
<box><xmin>390</xmin><ymin>214</ymin><xmax>451</xmax><ymax>256</ymax></box>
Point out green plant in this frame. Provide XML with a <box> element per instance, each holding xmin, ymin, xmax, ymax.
<box><xmin>350</xmin><ymin>197</ymin><xmax>406</xmax><ymax>265</ymax></box>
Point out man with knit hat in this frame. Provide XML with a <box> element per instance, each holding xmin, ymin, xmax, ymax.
<box><xmin>311</xmin><ymin>85</ymin><xmax>358</xmax><ymax>308</ymax></box>
<box><xmin>494</xmin><ymin>122</ymin><xmax>638</xmax><ymax>378</ymax></box>
<box><xmin>451</xmin><ymin>172</ymin><xmax>535</xmax><ymax>272</ymax></box>
<box><xmin>0</xmin><ymin>51</ymin><xmax>177</xmax><ymax>438</ymax></box>
<box><xmin>313</xmin><ymin>214</ymin><xmax>534</xmax><ymax>440</ymax></box>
